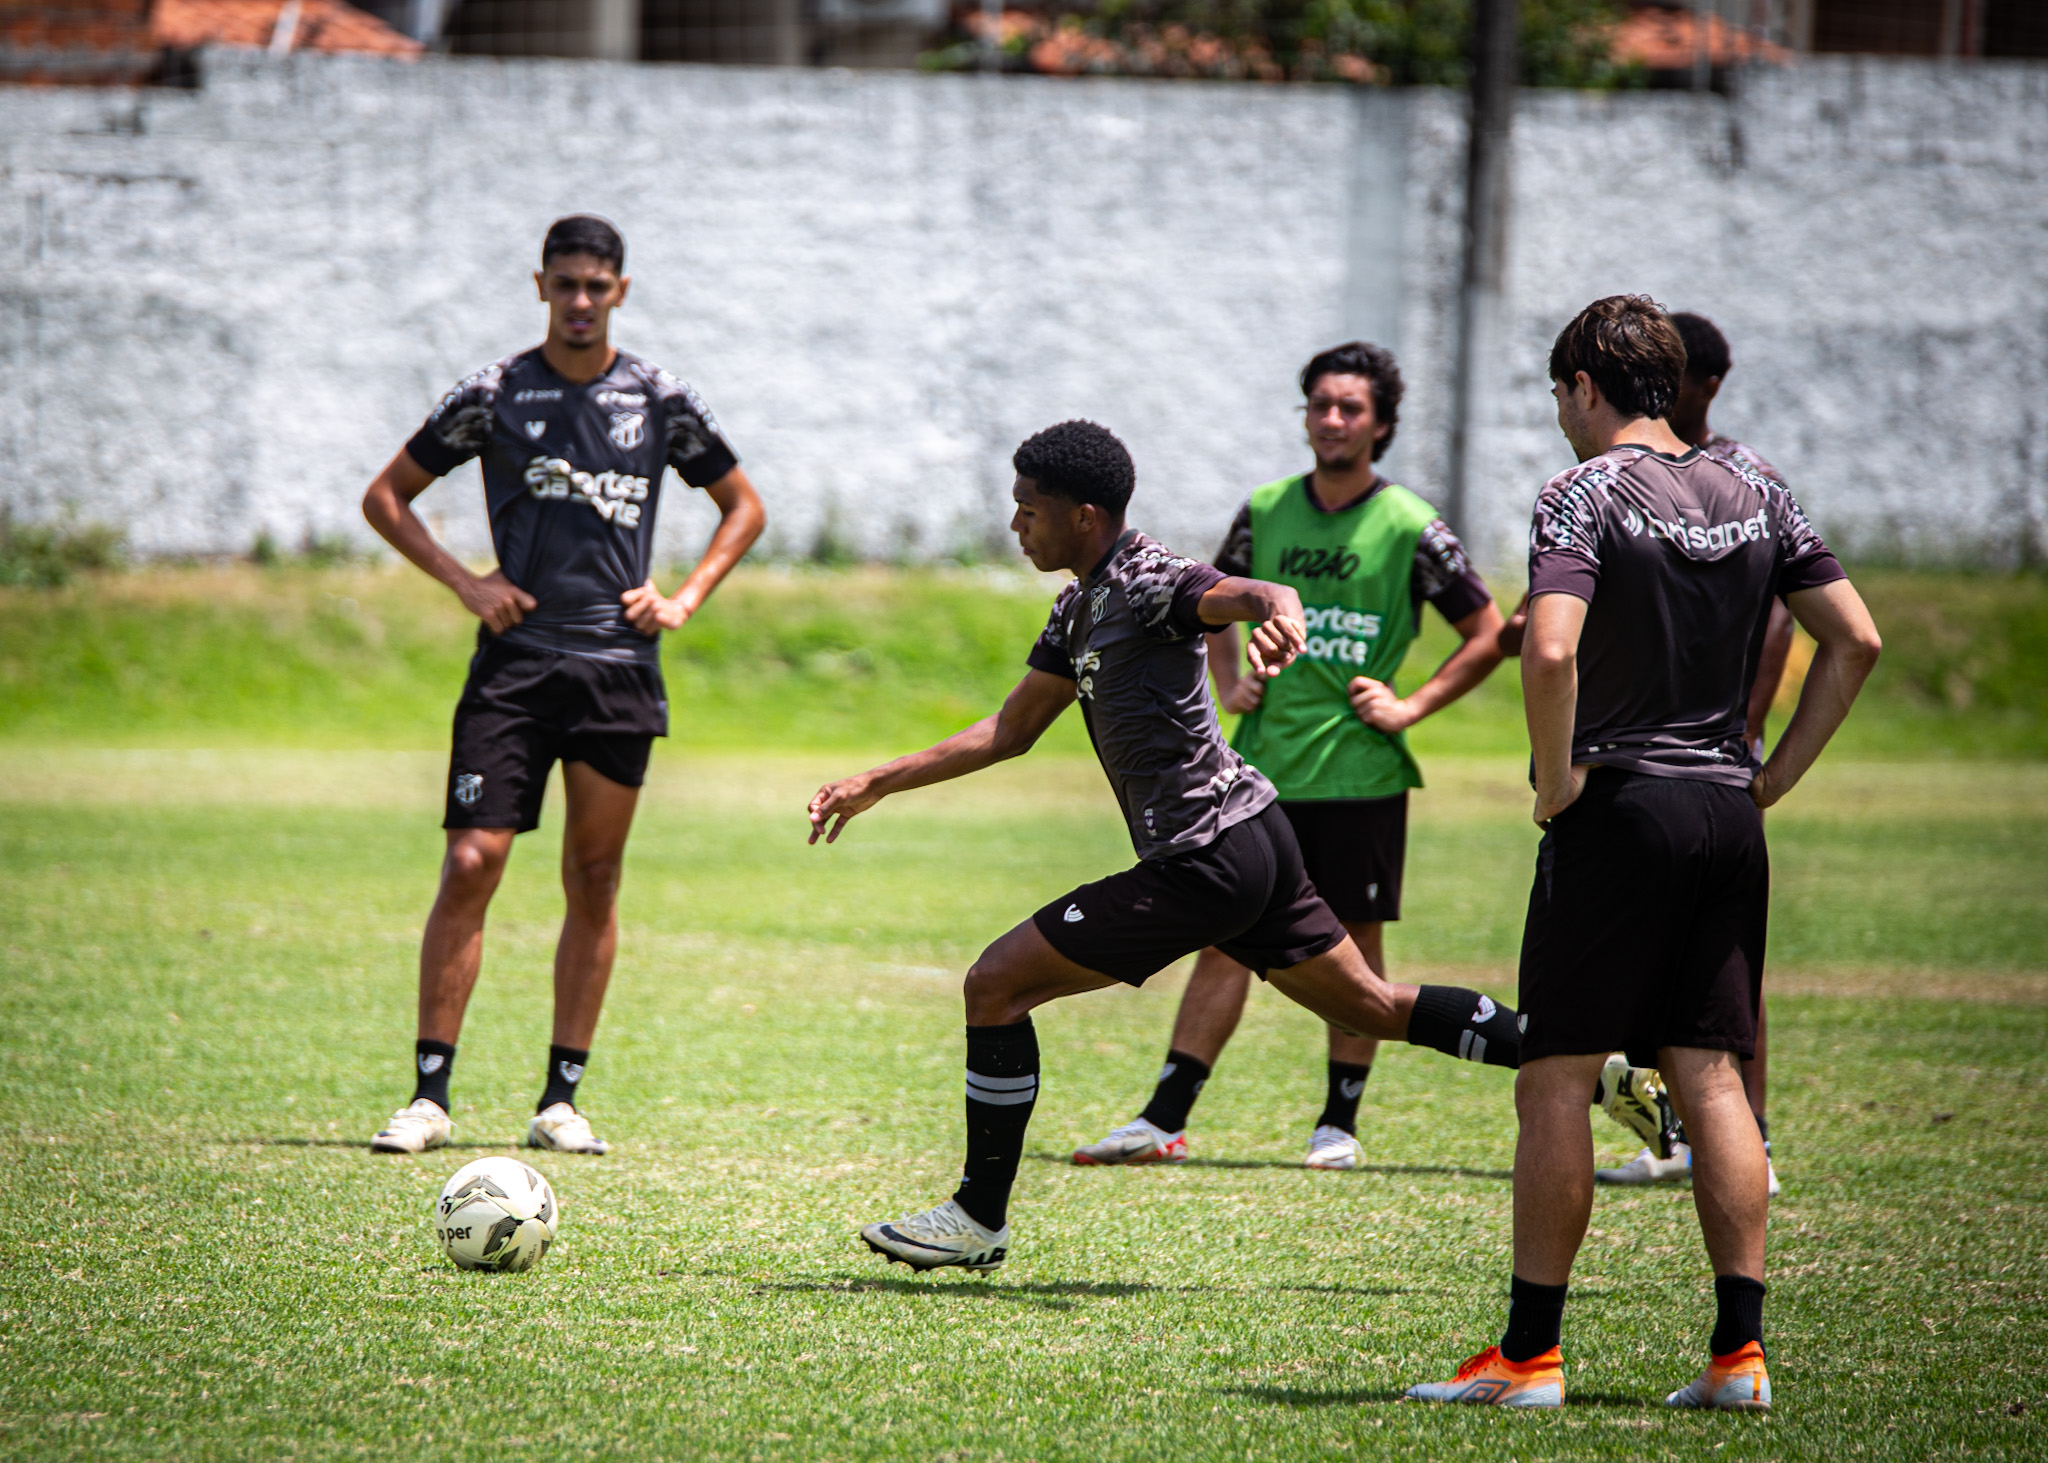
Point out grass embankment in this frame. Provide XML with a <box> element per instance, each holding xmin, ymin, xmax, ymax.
<box><xmin>1</xmin><ymin>563</ymin><xmax>2044</xmax><ymax>756</ymax></box>
<box><xmin>2</xmin><ymin>754</ymin><xmax>2045</xmax><ymax>1460</ymax></box>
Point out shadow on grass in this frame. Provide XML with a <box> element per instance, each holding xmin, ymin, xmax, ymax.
<box><xmin>1026</xmin><ymin>1153</ymin><xmax>1512</xmax><ymax>1181</ymax></box>
<box><xmin>1224</xmin><ymin>1384</ymin><xmax>1655</xmax><ymax>1410</ymax></box>
<box><xmin>213</xmin><ymin>1138</ymin><xmax>508</xmax><ymax>1151</ymax></box>
<box><xmin>749</xmin><ymin>1278</ymin><xmax>1412</xmax><ymax>1311</ymax></box>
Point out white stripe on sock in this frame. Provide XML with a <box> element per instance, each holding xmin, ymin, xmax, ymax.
<box><xmin>965</xmin><ymin>1071</ymin><xmax>1037</xmax><ymax>1090</ymax></box>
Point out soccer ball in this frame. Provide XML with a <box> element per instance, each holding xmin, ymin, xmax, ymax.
<box><xmin>434</xmin><ymin>1156</ymin><xmax>557</xmax><ymax>1273</ymax></box>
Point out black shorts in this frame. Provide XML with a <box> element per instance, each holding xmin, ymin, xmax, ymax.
<box><xmin>1280</xmin><ymin>794</ymin><xmax>1406</xmax><ymax>924</ymax></box>
<box><xmin>445</xmin><ymin>639</ymin><xmax>668</xmax><ymax>834</ymax></box>
<box><xmin>1518</xmin><ymin>768</ymin><xmax>1768</xmax><ymax>1068</ymax></box>
<box><xmin>1033</xmin><ymin>801</ymin><xmax>1349</xmax><ymax>985</ymax></box>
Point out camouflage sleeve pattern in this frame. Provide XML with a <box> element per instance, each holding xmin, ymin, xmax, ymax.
<box><xmin>1703</xmin><ymin>436</ymin><xmax>1788</xmax><ymax>489</ymax></box>
<box><xmin>1212</xmin><ymin>499</ymin><xmax>1254</xmax><ymax>578</ymax></box>
<box><xmin>1027</xmin><ymin>581</ymin><xmax>1080</xmax><ymax>677</ymax></box>
<box><xmin>651</xmin><ymin>368</ymin><xmax>741</xmax><ymax>488</ymax></box>
<box><xmin>406</xmin><ymin>360</ymin><xmax>506</xmax><ymax>477</ymax></box>
<box><xmin>1129</xmin><ymin>544</ymin><xmax>1227</xmax><ymax>641</ymax></box>
<box><xmin>1412</xmin><ymin>515</ymin><xmax>1492</xmax><ymax>623</ymax></box>
<box><xmin>1760</xmin><ymin>475</ymin><xmax>1846</xmax><ymax>595</ymax></box>
<box><xmin>1526</xmin><ymin>457</ymin><xmax>1615</xmax><ymax>602</ymax></box>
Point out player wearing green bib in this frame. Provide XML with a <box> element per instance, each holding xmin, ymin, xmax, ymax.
<box><xmin>1072</xmin><ymin>343</ymin><xmax>1515</xmax><ymax>1170</ymax></box>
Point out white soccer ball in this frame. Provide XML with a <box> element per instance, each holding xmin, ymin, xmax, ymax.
<box><xmin>434</xmin><ymin>1156</ymin><xmax>557</xmax><ymax>1273</ymax></box>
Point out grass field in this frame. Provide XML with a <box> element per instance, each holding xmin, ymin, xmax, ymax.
<box><xmin>3</xmin><ymin>564</ymin><xmax>2046</xmax><ymax>1459</ymax></box>
<box><xmin>4</xmin><ymin>742</ymin><xmax>2046</xmax><ymax>1462</ymax></box>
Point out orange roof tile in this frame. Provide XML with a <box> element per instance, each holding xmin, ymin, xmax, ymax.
<box><xmin>1613</xmin><ymin>3</ymin><xmax>1788</xmax><ymax>69</ymax></box>
<box><xmin>152</xmin><ymin>0</ymin><xmax>421</xmax><ymax>55</ymax></box>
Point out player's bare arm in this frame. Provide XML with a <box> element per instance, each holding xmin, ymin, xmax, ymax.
<box><xmin>362</xmin><ymin>448</ymin><xmax>537</xmax><ymax>633</ymax></box>
<box><xmin>808</xmin><ymin>669</ymin><xmax>1078</xmax><ymax>844</ymax></box>
<box><xmin>1349</xmin><ymin>598</ymin><xmax>1506</xmax><ymax>734</ymax></box>
<box><xmin>1750</xmin><ymin>579</ymin><xmax>1881</xmax><ymax>809</ymax></box>
<box><xmin>1195</xmin><ymin>576</ymin><xmax>1307</xmax><ymax>677</ymax></box>
<box><xmin>620</xmin><ymin>465</ymin><xmax>767</xmax><ymax>635</ymax></box>
<box><xmin>1522</xmin><ymin>591</ymin><xmax>1593</xmax><ymax>826</ymax></box>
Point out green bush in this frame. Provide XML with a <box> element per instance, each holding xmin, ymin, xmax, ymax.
<box><xmin>0</xmin><ymin>511</ymin><xmax>125</xmax><ymax>588</ymax></box>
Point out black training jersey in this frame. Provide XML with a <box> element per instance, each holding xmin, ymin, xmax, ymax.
<box><xmin>1527</xmin><ymin>444</ymin><xmax>1844</xmax><ymax>785</ymax></box>
<box><xmin>1028</xmin><ymin>530</ymin><xmax>1276</xmax><ymax>860</ymax></box>
<box><xmin>406</xmin><ymin>347</ymin><xmax>739</xmax><ymax>664</ymax></box>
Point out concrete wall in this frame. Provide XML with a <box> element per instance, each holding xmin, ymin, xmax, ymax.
<box><xmin>2</xmin><ymin>52</ymin><xmax>2043</xmax><ymax>572</ymax></box>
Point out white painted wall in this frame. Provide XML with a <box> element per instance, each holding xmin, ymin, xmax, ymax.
<box><xmin>2</xmin><ymin>52</ymin><xmax>2042</xmax><ymax>571</ymax></box>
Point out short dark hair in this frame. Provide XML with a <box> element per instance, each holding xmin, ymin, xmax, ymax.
<box><xmin>542</xmin><ymin>214</ymin><xmax>625</xmax><ymax>272</ymax></box>
<box><xmin>1299</xmin><ymin>341</ymin><xmax>1403</xmax><ymax>461</ymax></box>
<box><xmin>1012</xmin><ymin>420</ymin><xmax>1136</xmax><ymax>516</ymax></box>
<box><xmin>1670</xmin><ymin>311</ymin><xmax>1732</xmax><ymax>381</ymax></box>
<box><xmin>1548</xmin><ymin>295</ymin><xmax>1687</xmax><ymax>421</ymax></box>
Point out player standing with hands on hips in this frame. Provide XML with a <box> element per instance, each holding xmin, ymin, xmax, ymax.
<box><xmin>1408</xmin><ymin>296</ymin><xmax>1879</xmax><ymax>1410</ymax></box>
<box><xmin>360</xmin><ymin>215</ymin><xmax>764</xmax><ymax>1155</ymax></box>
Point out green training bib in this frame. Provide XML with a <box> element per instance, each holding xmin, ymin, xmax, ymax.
<box><xmin>1229</xmin><ymin>475</ymin><xmax>1435</xmax><ymax>800</ymax></box>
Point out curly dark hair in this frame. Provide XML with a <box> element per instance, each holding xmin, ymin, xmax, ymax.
<box><xmin>1299</xmin><ymin>342</ymin><xmax>1403</xmax><ymax>461</ymax></box>
<box><xmin>543</xmin><ymin>214</ymin><xmax>625</xmax><ymax>272</ymax></box>
<box><xmin>1670</xmin><ymin>311</ymin><xmax>1732</xmax><ymax>382</ymax></box>
<box><xmin>1012</xmin><ymin>420</ymin><xmax>1136</xmax><ymax>516</ymax></box>
<box><xmin>1548</xmin><ymin>295</ymin><xmax>1687</xmax><ymax>421</ymax></box>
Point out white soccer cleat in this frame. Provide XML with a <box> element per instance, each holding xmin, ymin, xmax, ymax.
<box><xmin>1304</xmin><ymin>1124</ymin><xmax>1363</xmax><ymax>1170</ymax></box>
<box><xmin>1764</xmin><ymin>1152</ymin><xmax>1781</xmax><ymax>1199</ymax></box>
<box><xmin>1071</xmin><ymin>1117</ymin><xmax>1188</xmax><ymax>1166</ymax></box>
<box><xmin>526</xmin><ymin>1102</ymin><xmax>610</xmax><ymax>1155</ymax></box>
<box><xmin>370</xmin><ymin>1098</ymin><xmax>453</xmax><ymax>1154</ymax></box>
<box><xmin>1596</xmin><ymin>1142</ymin><xmax>1692</xmax><ymax>1185</ymax></box>
<box><xmin>861</xmin><ymin>1198</ymin><xmax>1009</xmax><ymax>1273</ymax></box>
<box><xmin>1666</xmin><ymin>1340</ymin><xmax>1772</xmax><ymax>1411</ymax></box>
<box><xmin>1595</xmin><ymin>1055</ymin><xmax>1680</xmax><ymax>1156</ymax></box>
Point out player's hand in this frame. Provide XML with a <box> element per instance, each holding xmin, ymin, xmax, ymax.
<box><xmin>460</xmin><ymin>569</ymin><xmax>537</xmax><ymax>634</ymax></box>
<box><xmin>622</xmin><ymin>578</ymin><xmax>691</xmax><ymax>636</ymax></box>
<box><xmin>1348</xmin><ymin>676</ymin><xmax>1418</xmax><ymax>733</ymax></box>
<box><xmin>1496</xmin><ymin>603</ymin><xmax>1528</xmax><ymax>658</ymax></box>
<box><xmin>1219</xmin><ymin>674</ymin><xmax>1265</xmax><ymax>715</ymax></box>
<box><xmin>808</xmin><ymin>774</ymin><xmax>882</xmax><ymax>845</ymax></box>
<box><xmin>1245</xmin><ymin>614</ymin><xmax>1306</xmax><ymax>679</ymax></box>
<box><xmin>1532</xmin><ymin>764</ymin><xmax>1592</xmax><ymax>827</ymax></box>
<box><xmin>1749</xmin><ymin>763</ymin><xmax>1783</xmax><ymax>810</ymax></box>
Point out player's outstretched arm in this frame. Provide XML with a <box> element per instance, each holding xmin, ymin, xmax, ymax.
<box><xmin>1196</xmin><ymin>577</ymin><xmax>1307</xmax><ymax>679</ymax></box>
<box><xmin>622</xmin><ymin>466</ymin><xmax>767</xmax><ymax>636</ymax></box>
<box><xmin>362</xmin><ymin>448</ymin><xmax>535</xmax><ymax>633</ymax></box>
<box><xmin>1752</xmin><ymin>580</ymin><xmax>1881</xmax><ymax>809</ymax></box>
<box><xmin>807</xmin><ymin>670</ymin><xmax>1078</xmax><ymax>844</ymax></box>
<box><xmin>1523</xmin><ymin>591</ymin><xmax>1592</xmax><ymax>826</ymax></box>
<box><xmin>1350</xmin><ymin>599</ymin><xmax>1507</xmax><ymax>734</ymax></box>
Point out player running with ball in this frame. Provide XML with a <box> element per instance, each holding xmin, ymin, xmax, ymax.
<box><xmin>808</xmin><ymin>420</ymin><xmax>1527</xmax><ymax>1274</ymax></box>
<box><xmin>360</xmin><ymin>215</ymin><xmax>764</xmax><ymax>1156</ymax></box>
<box><xmin>1407</xmin><ymin>296</ymin><xmax>1878</xmax><ymax>1411</ymax></box>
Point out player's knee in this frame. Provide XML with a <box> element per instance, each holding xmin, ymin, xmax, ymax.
<box><xmin>442</xmin><ymin>838</ymin><xmax>508</xmax><ymax>896</ymax></box>
<box><xmin>562</xmin><ymin>852</ymin><xmax>623</xmax><ymax>911</ymax></box>
<box><xmin>961</xmin><ymin>958</ymin><xmax>1024</xmax><ymax>1025</ymax></box>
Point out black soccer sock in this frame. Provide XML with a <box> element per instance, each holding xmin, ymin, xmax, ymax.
<box><xmin>1499</xmin><ymin>1275</ymin><xmax>1569</xmax><ymax>1363</ymax></box>
<box><xmin>1710</xmin><ymin>1274</ymin><xmax>1767</xmax><ymax>1357</ymax></box>
<box><xmin>1754</xmin><ymin>1112</ymin><xmax>1771</xmax><ymax>1151</ymax></box>
<box><xmin>538</xmin><ymin>1045</ymin><xmax>589</xmax><ymax>1112</ymax></box>
<box><xmin>951</xmin><ymin>1020</ymin><xmax>1040</xmax><ymax>1233</ymax></box>
<box><xmin>1405</xmin><ymin>985</ymin><xmax>1520</xmax><ymax>1068</ymax></box>
<box><xmin>1315</xmin><ymin>1060</ymin><xmax>1373</xmax><ymax>1134</ymax></box>
<box><xmin>1137</xmin><ymin>1049</ymin><xmax>1212</xmax><ymax>1135</ymax></box>
<box><xmin>411</xmin><ymin>1039</ymin><xmax>455</xmax><ymax>1112</ymax></box>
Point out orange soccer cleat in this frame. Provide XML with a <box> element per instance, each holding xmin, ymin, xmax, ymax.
<box><xmin>1405</xmin><ymin>1345</ymin><xmax>1565</xmax><ymax>1407</ymax></box>
<box><xmin>1666</xmin><ymin>1340</ymin><xmax>1772</xmax><ymax>1411</ymax></box>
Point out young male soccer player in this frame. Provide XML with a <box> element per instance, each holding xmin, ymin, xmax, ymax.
<box><xmin>1075</xmin><ymin>344</ymin><xmax>1668</xmax><ymax>1173</ymax></box>
<box><xmin>807</xmin><ymin>419</ymin><xmax>1530</xmax><ymax>1273</ymax></box>
<box><xmin>1591</xmin><ymin>311</ymin><xmax>1795</xmax><ymax>1190</ymax></box>
<box><xmin>1408</xmin><ymin>296</ymin><xmax>1879</xmax><ymax>1409</ymax></box>
<box><xmin>359</xmin><ymin>214</ymin><xmax>764</xmax><ymax>1155</ymax></box>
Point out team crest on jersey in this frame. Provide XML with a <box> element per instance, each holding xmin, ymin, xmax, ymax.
<box><xmin>608</xmin><ymin>411</ymin><xmax>645</xmax><ymax>449</ymax></box>
<box><xmin>1089</xmin><ymin>585</ymin><xmax>1111</xmax><ymax>624</ymax></box>
<box><xmin>454</xmin><ymin>772</ymin><xmax>483</xmax><ymax>805</ymax></box>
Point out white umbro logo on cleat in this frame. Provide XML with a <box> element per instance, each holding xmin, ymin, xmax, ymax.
<box><xmin>1064</xmin><ymin>904</ymin><xmax>1084</xmax><ymax>922</ymax></box>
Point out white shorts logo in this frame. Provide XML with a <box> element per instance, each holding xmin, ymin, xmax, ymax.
<box><xmin>454</xmin><ymin>772</ymin><xmax>483</xmax><ymax>806</ymax></box>
<box><xmin>1064</xmin><ymin>904</ymin><xmax>1085</xmax><ymax>923</ymax></box>
<box><xmin>608</xmin><ymin>411</ymin><xmax>645</xmax><ymax>449</ymax></box>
